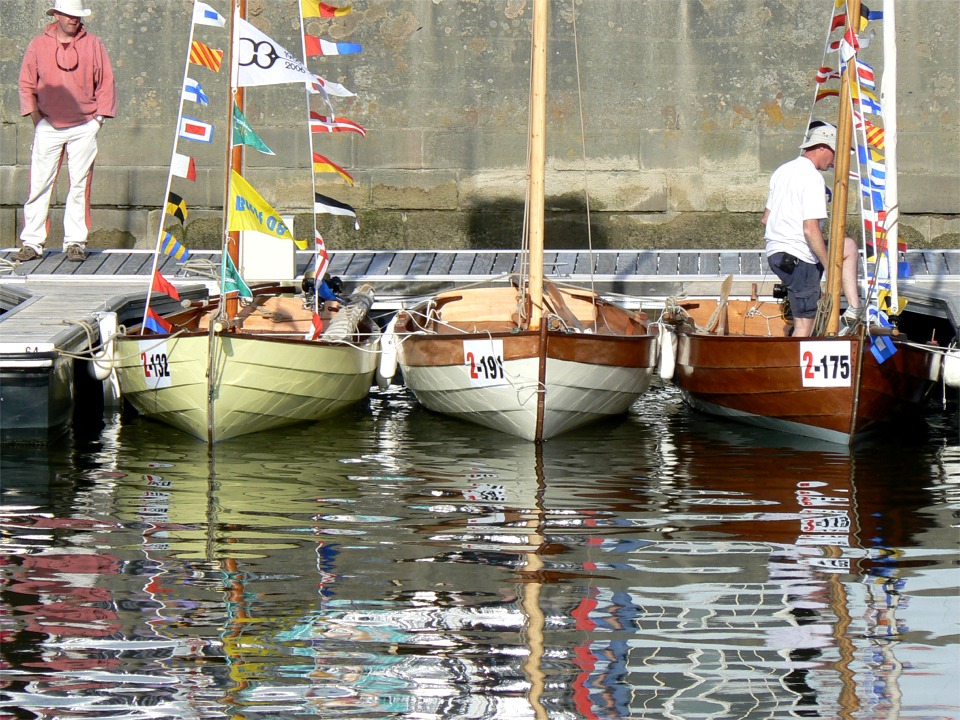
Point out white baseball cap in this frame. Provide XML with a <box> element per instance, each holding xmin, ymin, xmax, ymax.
<box><xmin>47</xmin><ymin>0</ymin><xmax>92</xmax><ymax>18</ymax></box>
<box><xmin>799</xmin><ymin>123</ymin><xmax>837</xmax><ymax>152</ymax></box>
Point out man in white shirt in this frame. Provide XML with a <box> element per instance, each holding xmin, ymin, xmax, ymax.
<box><xmin>762</xmin><ymin>122</ymin><xmax>861</xmax><ymax>337</ymax></box>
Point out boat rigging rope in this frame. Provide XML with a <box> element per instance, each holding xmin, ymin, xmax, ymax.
<box><xmin>569</xmin><ymin>0</ymin><xmax>596</xmax><ymax>297</ymax></box>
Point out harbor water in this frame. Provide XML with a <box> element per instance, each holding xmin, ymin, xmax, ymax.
<box><xmin>1</xmin><ymin>383</ymin><xmax>958</xmax><ymax>719</ymax></box>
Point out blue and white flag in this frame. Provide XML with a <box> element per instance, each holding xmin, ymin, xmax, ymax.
<box><xmin>182</xmin><ymin>77</ymin><xmax>209</xmax><ymax>105</ymax></box>
<box><xmin>193</xmin><ymin>2</ymin><xmax>226</xmax><ymax>28</ymax></box>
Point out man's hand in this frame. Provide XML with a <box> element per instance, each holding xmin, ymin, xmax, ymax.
<box><xmin>802</xmin><ymin>218</ymin><xmax>829</xmax><ymax>266</ymax></box>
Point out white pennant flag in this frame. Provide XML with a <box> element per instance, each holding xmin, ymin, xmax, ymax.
<box><xmin>193</xmin><ymin>2</ymin><xmax>226</xmax><ymax>28</ymax></box>
<box><xmin>232</xmin><ymin>13</ymin><xmax>316</xmax><ymax>88</ymax></box>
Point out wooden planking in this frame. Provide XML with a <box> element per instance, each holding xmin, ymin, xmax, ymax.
<box><xmin>3</xmin><ymin>248</ymin><xmax>958</xmax><ymax>282</ymax></box>
<box><xmin>470</xmin><ymin>253</ymin><xmax>496</xmax><ymax>275</ymax></box>
<box><xmin>741</xmin><ymin>251</ymin><xmax>764</xmax><ymax>275</ymax></box>
<box><xmin>659</xmin><ymin>252</ymin><xmax>680</xmax><ymax>275</ymax></box>
<box><xmin>344</xmin><ymin>252</ymin><xmax>377</xmax><ymax>276</ymax></box>
<box><xmin>448</xmin><ymin>252</ymin><xmax>476</xmax><ymax>275</ymax></box>
<box><xmin>387</xmin><ymin>252</ymin><xmax>416</xmax><ymax>276</ymax></box>
<box><xmin>700</xmin><ymin>252</ymin><xmax>720</xmax><ymax>275</ymax></box>
<box><xmin>637</xmin><ymin>252</ymin><xmax>658</xmax><ymax>275</ymax></box>
<box><xmin>491</xmin><ymin>252</ymin><xmax>516</xmax><ymax>274</ymax></box>
<box><xmin>407</xmin><ymin>252</ymin><xmax>437</xmax><ymax>276</ymax></box>
<box><xmin>430</xmin><ymin>252</ymin><xmax>456</xmax><ymax>276</ymax></box>
<box><xmin>921</xmin><ymin>251</ymin><xmax>948</xmax><ymax>277</ymax></box>
<box><xmin>678</xmin><ymin>253</ymin><xmax>699</xmax><ymax>275</ymax></box>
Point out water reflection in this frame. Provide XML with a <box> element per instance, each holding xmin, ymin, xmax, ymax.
<box><xmin>0</xmin><ymin>387</ymin><xmax>957</xmax><ymax>718</ymax></box>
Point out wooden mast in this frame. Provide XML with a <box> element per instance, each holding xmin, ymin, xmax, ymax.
<box><xmin>880</xmin><ymin>0</ymin><xmax>899</xmax><ymax>315</ymax></box>
<box><xmin>223</xmin><ymin>0</ymin><xmax>245</xmax><ymax>322</ymax></box>
<box><xmin>527</xmin><ymin>0</ymin><xmax>548</xmax><ymax>330</ymax></box>
<box><xmin>823</xmin><ymin>0</ymin><xmax>861</xmax><ymax>336</ymax></box>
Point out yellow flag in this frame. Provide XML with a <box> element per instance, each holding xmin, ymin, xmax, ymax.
<box><xmin>228</xmin><ymin>170</ymin><xmax>297</xmax><ymax>243</ymax></box>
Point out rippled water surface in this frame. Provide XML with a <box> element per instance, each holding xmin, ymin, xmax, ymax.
<box><xmin>2</xmin><ymin>385</ymin><xmax>958</xmax><ymax>719</ymax></box>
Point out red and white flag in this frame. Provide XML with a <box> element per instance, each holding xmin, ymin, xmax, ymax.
<box><xmin>170</xmin><ymin>153</ymin><xmax>197</xmax><ymax>182</ymax></box>
<box><xmin>179</xmin><ymin>117</ymin><xmax>214</xmax><ymax>143</ymax></box>
<box><xmin>309</xmin><ymin>112</ymin><xmax>366</xmax><ymax>136</ymax></box>
<box><xmin>314</xmin><ymin>233</ymin><xmax>330</xmax><ymax>279</ymax></box>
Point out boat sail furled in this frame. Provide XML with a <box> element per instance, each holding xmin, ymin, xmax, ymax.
<box><xmin>664</xmin><ymin>0</ymin><xmax>939</xmax><ymax>445</ymax></box>
<box><xmin>392</xmin><ymin>0</ymin><xmax>658</xmax><ymax>443</ymax></box>
<box><xmin>114</xmin><ymin>0</ymin><xmax>379</xmax><ymax>443</ymax></box>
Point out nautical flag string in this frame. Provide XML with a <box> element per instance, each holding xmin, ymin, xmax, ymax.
<box><xmin>179</xmin><ymin>116</ymin><xmax>215</xmax><ymax>143</ymax></box>
<box><xmin>183</xmin><ymin>78</ymin><xmax>209</xmax><ymax>105</ymax></box>
<box><xmin>314</xmin><ymin>192</ymin><xmax>359</xmax><ymax>229</ymax></box>
<box><xmin>308</xmin><ymin>75</ymin><xmax>356</xmax><ymax>98</ymax></box>
<box><xmin>192</xmin><ymin>2</ymin><xmax>226</xmax><ymax>28</ymax></box>
<box><xmin>144</xmin><ymin>307</ymin><xmax>173</xmax><ymax>334</ymax></box>
<box><xmin>304</xmin><ymin>35</ymin><xmax>362</xmax><ymax>56</ymax></box>
<box><xmin>232</xmin><ymin>106</ymin><xmax>274</xmax><ymax>155</ymax></box>
<box><xmin>302</xmin><ymin>1</ymin><xmax>351</xmax><ymax>18</ymax></box>
<box><xmin>165</xmin><ymin>193</ymin><xmax>188</xmax><ymax>224</ymax></box>
<box><xmin>160</xmin><ymin>232</ymin><xmax>191</xmax><ymax>261</ymax></box>
<box><xmin>189</xmin><ymin>40</ymin><xmax>223</xmax><ymax>72</ymax></box>
<box><xmin>312</xmin><ymin>152</ymin><xmax>353</xmax><ymax>184</ymax></box>
<box><xmin>151</xmin><ymin>270</ymin><xmax>180</xmax><ymax>301</ymax></box>
<box><xmin>171</xmin><ymin>153</ymin><xmax>197</xmax><ymax>182</ymax></box>
<box><xmin>308</xmin><ymin>112</ymin><xmax>366</xmax><ymax>136</ymax></box>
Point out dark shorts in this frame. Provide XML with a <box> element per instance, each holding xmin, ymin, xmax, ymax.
<box><xmin>769</xmin><ymin>252</ymin><xmax>823</xmax><ymax>318</ymax></box>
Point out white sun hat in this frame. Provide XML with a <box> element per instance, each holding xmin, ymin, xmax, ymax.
<box><xmin>47</xmin><ymin>0</ymin><xmax>92</xmax><ymax>17</ymax></box>
<box><xmin>799</xmin><ymin>123</ymin><xmax>837</xmax><ymax>152</ymax></box>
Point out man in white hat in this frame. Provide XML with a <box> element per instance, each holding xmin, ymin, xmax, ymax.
<box><xmin>762</xmin><ymin>121</ymin><xmax>862</xmax><ymax>337</ymax></box>
<box><xmin>14</xmin><ymin>0</ymin><xmax>116</xmax><ymax>264</ymax></box>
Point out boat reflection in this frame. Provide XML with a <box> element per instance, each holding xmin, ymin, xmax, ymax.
<box><xmin>0</xmin><ymin>392</ymin><xmax>952</xmax><ymax>719</ymax></box>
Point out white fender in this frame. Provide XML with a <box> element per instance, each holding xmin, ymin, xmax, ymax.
<box><xmin>658</xmin><ymin>325</ymin><xmax>677</xmax><ymax>381</ymax></box>
<box><xmin>89</xmin><ymin>311</ymin><xmax>123</xmax><ymax>407</ymax></box>
<box><xmin>89</xmin><ymin>312</ymin><xmax>118</xmax><ymax>381</ymax></box>
<box><xmin>944</xmin><ymin>349</ymin><xmax>960</xmax><ymax>389</ymax></box>
<box><xmin>376</xmin><ymin>313</ymin><xmax>401</xmax><ymax>390</ymax></box>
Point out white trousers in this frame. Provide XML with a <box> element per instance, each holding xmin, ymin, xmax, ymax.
<box><xmin>21</xmin><ymin>118</ymin><xmax>100</xmax><ymax>250</ymax></box>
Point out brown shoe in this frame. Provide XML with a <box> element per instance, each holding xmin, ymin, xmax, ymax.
<box><xmin>65</xmin><ymin>244</ymin><xmax>87</xmax><ymax>262</ymax></box>
<box><xmin>12</xmin><ymin>246</ymin><xmax>41</xmax><ymax>262</ymax></box>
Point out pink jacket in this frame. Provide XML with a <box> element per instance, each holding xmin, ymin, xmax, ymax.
<box><xmin>19</xmin><ymin>22</ymin><xmax>116</xmax><ymax>129</ymax></box>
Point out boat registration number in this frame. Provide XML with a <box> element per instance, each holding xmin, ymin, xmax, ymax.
<box><xmin>799</xmin><ymin>341</ymin><xmax>852</xmax><ymax>387</ymax></box>
<box><xmin>138</xmin><ymin>340</ymin><xmax>172</xmax><ymax>389</ymax></box>
<box><xmin>463</xmin><ymin>339</ymin><xmax>506</xmax><ymax>386</ymax></box>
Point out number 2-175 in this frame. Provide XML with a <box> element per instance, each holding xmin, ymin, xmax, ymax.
<box><xmin>802</xmin><ymin>352</ymin><xmax>850</xmax><ymax>380</ymax></box>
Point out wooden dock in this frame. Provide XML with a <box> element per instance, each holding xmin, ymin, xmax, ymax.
<box><xmin>2</xmin><ymin>247</ymin><xmax>958</xmax><ymax>441</ymax></box>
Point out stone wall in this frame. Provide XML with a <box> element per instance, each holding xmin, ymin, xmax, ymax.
<box><xmin>1</xmin><ymin>0</ymin><xmax>957</xmax><ymax>252</ymax></box>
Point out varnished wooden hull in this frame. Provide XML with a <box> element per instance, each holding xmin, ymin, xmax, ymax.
<box><xmin>396</xmin><ymin>286</ymin><xmax>658</xmax><ymax>441</ymax></box>
<box><xmin>672</xmin><ymin>329</ymin><xmax>938</xmax><ymax>444</ymax></box>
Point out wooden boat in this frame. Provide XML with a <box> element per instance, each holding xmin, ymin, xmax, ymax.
<box><xmin>115</xmin><ymin>285</ymin><xmax>379</xmax><ymax>443</ymax></box>
<box><xmin>664</xmin><ymin>0</ymin><xmax>939</xmax><ymax>445</ymax></box>
<box><xmin>392</xmin><ymin>0</ymin><xmax>658</xmax><ymax>442</ymax></box>
<box><xmin>114</xmin><ymin>0</ymin><xmax>379</xmax><ymax>443</ymax></box>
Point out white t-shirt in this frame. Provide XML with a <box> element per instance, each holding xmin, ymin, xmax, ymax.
<box><xmin>764</xmin><ymin>155</ymin><xmax>828</xmax><ymax>265</ymax></box>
